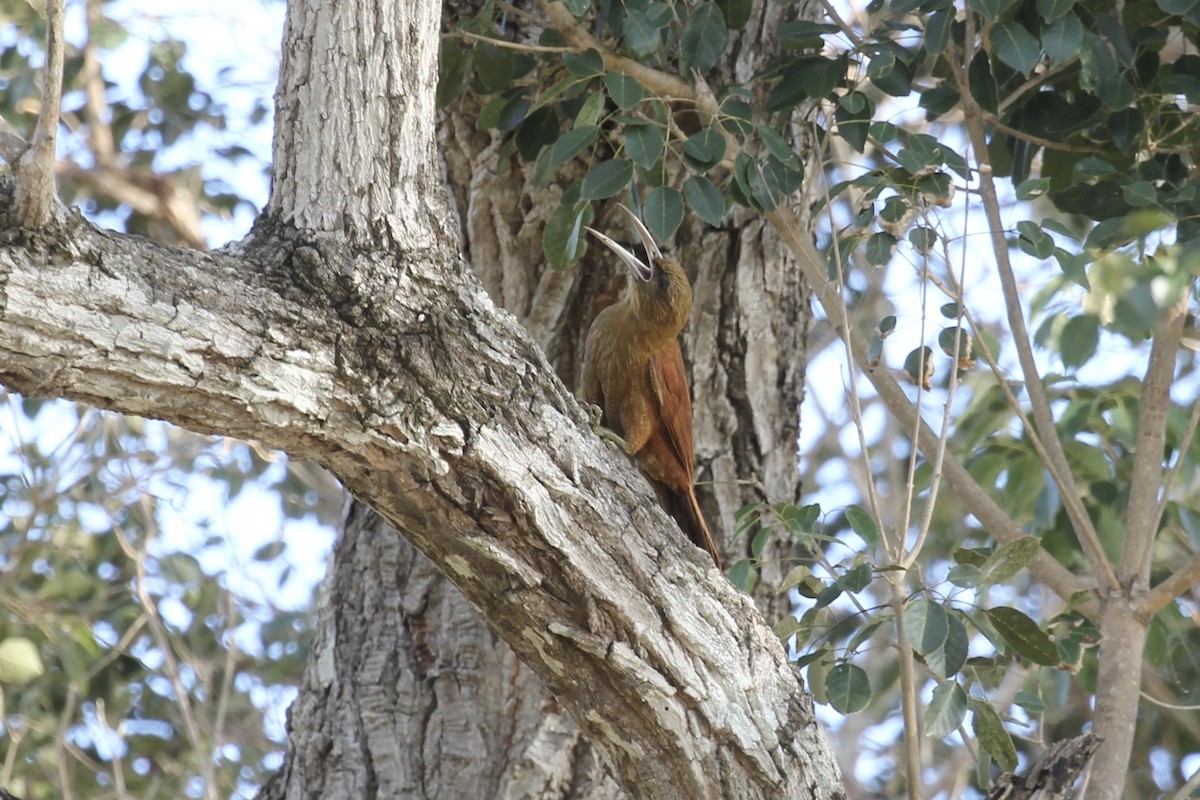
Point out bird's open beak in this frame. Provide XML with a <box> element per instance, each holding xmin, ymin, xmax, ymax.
<box><xmin>585</xmin><ymin>204</ymin><xmax>661</xmax><ymax>283</ymax></box>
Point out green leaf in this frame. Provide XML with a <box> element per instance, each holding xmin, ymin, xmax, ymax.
<box><xmin>925</xmin><ymin>8</ymin><xmax>953</xmax><ymax>54</ymax></box>
<box><xmin>1017</xmin><ymin>220</ymin><xmax>1055</xmax><ymax>259</ymax></box>
<box><xmin>969</xmin><ymin>52</ymin><xmax>999</xmax><ymax>114</ymax></box>
<box><xmin>515</xmin><ymin>106</ymin><xmax>560</xmax><ymax>160</ymax></box>
<box><xmin>643</xmin><ymin>186</ymin><xmax>684</xmax><ymax>241</ymax></box>
<box><xmin>626</xmin><ymin>124</ymin><xmax>664</xmax><ymax>168</ymax></box>
<box><xmin>927</xmin><ymin>612</ymin><xmax>970</xmax><ymax>678</ymax></box>
<box><xmin>581</xmin><ymin>159</ymin><xmax>634</xmax><ymax>200</ymax></box>
<box><xmin>1015</xmin><ymin>177</ymin><xmax>1051</xmax><ymax>200</ymax></box>
<box><xmin>825</xmin><ymin>663</ymin><xmax>872</xmax><ymax>713</ymax></box>
<box><xmin>909</xmin><ymin>226</ymin><xmax>938</xmax><ymax>254</ymax></box>
<box><xmin>844</xmin><ymin>504</ymin><xmax>880</xmax><ymax>549</ymax></box>
<box><xmin>549</xmin><ymin>124</ymin><xmax>599</xmax><ymax>168</ymax></box>
<box><xmin>774</xmin><ymin>613</ymin><xmax>812</xmax><ymax>644</ymax></box>
<box><xmin>758</xmin><ymin>125</ymin><xmax>801</xmax><ymax>170</ymax></box>
<box><xmin>563</xmin><ymin>48</ymin><xmax>604</xmax><ymax>77</ymax></box>
<box><xmin>985</xmin><ymin>607</ymin><xmax>1060</xmax><ymax>665</ymax></box>
<box><xmin>1122</xmin><ymin>181</ymin><xmax>1158</xmax><ymax>207</ymax></box>
<box><xmin>969</xmin><ymin>0</ymin><xmax>1019</xmax><ymax>21</ymax></box>
<box><xmin>979</xmin><ymin>537</ymin><xmax>1043</xmax><ymax>584</ymax></box>
<box><xmin>947</xmin><ymin>563</ymin><xmax>982</xmax><ymax>588</ymax></box>
<box><xmin>683</xmin><ymin>126</ymin><xmax>726</xmax><ymax>173</ymax></box>
<box><xmin>971</xmin><ymin>699</ymin><xmax>1018</xmax><ymax>771</ymax></box>
<box><xmin>903</xmin><ymin>598</ymin><xmax>949</xmax><ymax>655</ymax></box>
<box><xmin>478</xmin><ymin>90</ymin><xmax>529</xmax><ymax>132</ymax></box>
<box><xmin>679</xmin><ymin>2</ymin><xmax>728</xmax><ymax>75</ymax></box>
<box><xmin>925</xmin><ymin>681</ymin><xmax>968</xmax><ymax>738</ymax></box>
<box><xmin>715</xmin><ymin>0</ymin><xmax>752</xmax><ymax>29</ymax></box>
<box><xmin>897</xmin><ymin>133</ymin><xmax>944</xmax><ymax>174</ymax></box>
<box><xmin>1060</xmin><ymin>314</ymin><xmax>1100</xmax><ymax>369</ymax></box>
<box><xmin>779</xmin><ymin>20</ymin><xmax>839</xmax><ymax>48</ymax></box>
<box><xmin>991</xmin><ymin>21</ymin><xmax>1041</xmax><ymax>76</ymax></box>
<box><xmin>726</xmin><ymin>558</ymin><xmax>757</xmax><ymax>592</ymax></box>
<box><xmin>0</xmin><ymin>637</ymin><xmax>45</xmax><ymax>683</ymax></box>
<box><xmin>871</xmin><ymin>52</ymin><xmax>914</xmax><ymax>97</ymax></box>
<box><xmin>921</xmin><ymin>85</ymin><xmax>960</xmax><ymax>118</ymax></box>
<box><xmin>938</xmin><ymin>326</ymin><xmax>973</xmax><ymax>366</ymax></box>
<box><xmin>865</xmin><ymin>232</ymin><xmax>897</xmax><ymax>266</ymax></box>
<box><xmin>1037</xmin><ymin>0</ymin><xmax>1075</xmax><ymax>21</ymax></box>
<box><xmin>1042</xmin><ymin>14</ymin><xmax>1084</xmax><ymax>66</ymax></box>
<box><xmin>604</xmin><ymin>72</ymin><xmax>644</xmax><ymax>109</ymax></box>
<box><xmin>544</xmin><ymin>189</ymin><xmax>591</xmax><ymax>268</ymax></box>
<box><xmin>623</xmin><ymin>7</ymin><xmax>666</xmax><ymax>56</ymax></box>
<box><xmin>436</xmin><ymin>41</ymin><xmax>471</xmax><ymax>110</ymax></box>
<box><xmin>574</xmin><ymin>90</ymin><xmax>607</xmax><ymax>127</ymax></box>
<box><xmin>719</xmin><ymin>98</ymin><xmax>754</xmax><ymax>136</ymax></box>
<box><xmin>684</xmin><ymin>175</ymin><xmax>726</xmax><ymax>225</ymax></box>
<box><xmin>780</xmin><ymin>565</ymin><xmax>813</xmax><ymax>593</ymax></box>
<box><xmin>836</xmin><ymin>92</ymin><xmax>873</xmax><ymax>152</ymax></box>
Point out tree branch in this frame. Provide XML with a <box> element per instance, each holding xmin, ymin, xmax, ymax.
<box><xmin>1141</xmin><ymin>552</ymin><xmax>1200</xmax><ymax>618</ymax></box>
<box><xmin>0</xmin><ymin>182</ymin><xmax>843</xmax><ymax>798</ymax></box>
<box><xmin>535</xmin><ymin>0</ymin><xmax>697</xmax><ymax>103</ymax></box>
<box><xmin>766</xmin><ymin>205</ymin><xmax>1092</xmax><ymax>609</ymax></box>
<box><xmin>948</xmin><ymin>44</ymin><xmax>1118</xmax><ymax>593</ymax></box>
<box><xmin>14</xmin><ymin>0</ymin><xmax>66</xmax><ymax>228</ymax></box>
<box><xmin>1120</xmin><ymin>292</ymin><xmax>1188</xmax><ymax>585</ymax></box>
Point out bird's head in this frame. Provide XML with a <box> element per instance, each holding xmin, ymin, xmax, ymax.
<box><xmin>586</xmin><ymin>205</ymin><xmax>694</xmax><ymax>334</ymax></box>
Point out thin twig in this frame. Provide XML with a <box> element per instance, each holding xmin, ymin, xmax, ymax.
<box><xmin>535</xmin><ymin>0</ymin><xmax>696</xmax><ymax>103</ymax></box>
<box><xmin>765</xmin><ymin>204</ymin><xmax>1093</xmax><ymax>612</ymax></box>
<box><xmin>983</xmin><ymin>114</ymin><xmax>1100</xmax><ymax>154</ymax></box>
<box><xmin>83</xmin><ymin>0</ymin><xmax>115</xmax><ymax>165</ymax></box>
<box><xmin>212</xmin><ymin>592</ymin><xmax>240</xmax><ymax>756</ymax></box>
<box><xmin>946</xmin><ymin>38</ymin><xmax>1119</xmax><ymax>593</ymax></box>
<box><xmin>816</xmin><ymin>130</ymin><xmax>892</xmax><ymax>557</ymax></box>
<box><xmin>903</xmin><ymin>213</ymin><xmax>970</xmax><ymax>571</ymax></box>
<box><xmin>451</xmin><ymin>29</ymin><xmax>573</xmax><ymax>53</ymax></box>
<box><xmin>55</xmin><ymin>686</ymin><xmax>78</xmax><ymax>800</ymax></box>
<box><xmin>115</xmin><ymin>519</ymin><xmax>219</xmax><ymax>800</ymax></box>
<box><xmin>890</xmin><ymin>582</ymin><xmax>923</xmax><ymax>800</ymax></box>
<box><xmin>815</xmin><ymin>0</ymin><xmax>863</xmax><ymax>48</ymax></box>
<box><xmin>95</xmin><ymin>699</ymin><xmax>132</xmax><ymax>800</ymax></box>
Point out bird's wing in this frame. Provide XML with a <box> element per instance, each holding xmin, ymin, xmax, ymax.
<box><xmin>648</xmin><ymin>346</ymin><xmax>695</xmax><ymax>483</ymax></box>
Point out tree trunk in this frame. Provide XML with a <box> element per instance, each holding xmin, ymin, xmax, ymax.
<box><xmin>0</xmin><ymin>0</ymin><xmax>843</xmax><ymax>796</ymax></box>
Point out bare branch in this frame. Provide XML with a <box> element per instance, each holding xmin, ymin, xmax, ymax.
<box><xmin>83</xmin><ymin>0</ymin><xmax>115</xmax><ymax>165</ymax></box>
<box><xmin>14</xmin><ymin>0</ymin><xmax>66</xmax><ymax>228</ymax></box>
<box><xmin>1122</xmin><ymin>292</ymin><xmax>1189</xmax><ymax>583</ymax></box>
<box><xmin>535</xmin><ymin>0</ymin><xmax>697</xmax><ymax>103</ymax></box>
<box><xmin>947</xmin><ymin>41</ymin><xmax>1119</xmax><ymax>593</ymax></box>
<box><xmin>766</xmin><ymin>205</ymin><xmax>1092</xmax><ymax>610</ymax></box>
<box><xmin>1142</xmin><ymin>553</ymin><xmax>1200</xmax><ymax>618</ymax></box>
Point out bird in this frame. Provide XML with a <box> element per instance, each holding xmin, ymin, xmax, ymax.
<box><xmin>581</xmin><ymin>204</ymin><xmax>721</xmax><ymax>569</ymax></box>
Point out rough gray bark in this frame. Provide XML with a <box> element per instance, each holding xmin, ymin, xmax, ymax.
<box><xmin>264</xmin><ymin>501</ymin><xmax>620</xmax><ymax>799</ymax></box>
<box><xmin>986</xmin><ymin>735</ymin><xmax>1102</xmax><ymax>800</ymax></box>
<box><xmin>0</xmin><ymin>0</ymin><xmax>846</xmax><ymax>797</ymax></box>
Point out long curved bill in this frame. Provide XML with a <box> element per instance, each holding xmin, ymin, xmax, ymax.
<box><xmin>614</xmin><ymin>203</ymin><xmax>662</xmax><ymax>263</ymax></box>
<box><xmin>584</xmin><ymin>204</ymin><xmax>661</xmax><ymax>283</ymax></box>
<box><xmin>585</xmin><ymin>225</ymin><xmax>653</xmax><ymax>282</ymax></box>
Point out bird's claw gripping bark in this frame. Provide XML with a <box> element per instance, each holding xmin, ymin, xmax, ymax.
<box><xmin>586</xmin><ymin>403</ymin><xmax>629</xmax><ymax>452</ymax></box>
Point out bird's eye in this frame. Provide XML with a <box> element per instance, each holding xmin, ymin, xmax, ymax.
<box><xmin>657</xmin><ymin>272</ymin><xmax>670</xmax><ymax>291</ymax></box>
